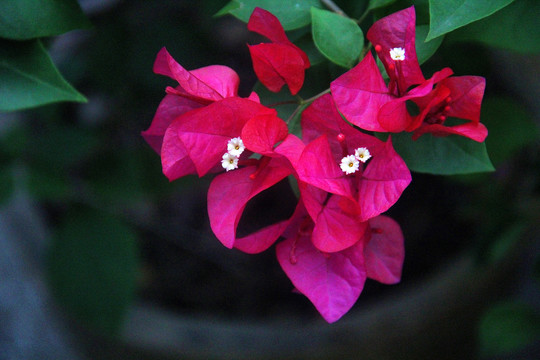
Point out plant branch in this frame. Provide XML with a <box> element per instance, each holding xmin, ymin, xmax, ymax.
<box><xmin>357</xmin><ymin>7</ymin><xmax>371</xmax><ymax>24</ymax></box>
<box><xmin>285</xmin><ymin>88</ymin><xmax>331</xmax><ymax>124</ymax></box>
<box><xmin>321</xmin><ymin>0</ymin><xmax>346</xmax><ymax>17</ymax></box>
<box><xmin>301</xmin><ymin>88</ymin><xmax>331</xmax><ymax>105</ymax></box>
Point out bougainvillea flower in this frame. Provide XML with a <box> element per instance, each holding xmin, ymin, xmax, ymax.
<box><xmin>142</xmin><ymin>47</ymin><xmax>259</xmax><ymax>153</ymax></box>
<box><xmin>160</xmin><ymin>97</ymin><xmax>277</xmax><ymax>180</ymax></box>
<box><xmin>206</xmin><ymin>108</ymin><xmax>293</xmax><ymax>252</ymax></box>
<box><xmin>298</xmin><ymin>94</ymin><xmax>411</xmax><ymax>222</ymax></box>
<box><xmin>276</xmin><ymin>203</ymin><xmax>405</xmax><ymax>323</ymax></box>
<box><xmin>208</xmin><ymin>156</ymin><xmax>295</xmax><ymax>252</ymax></box>
<box><xmin>241</xmin><ymin>108</ymin><xmax>289</xmax><ymax>155</ymax></box>
<box><xmin>247</xmin><ymin>7</ymin><xmax>310</xmax><ymax>95</ymax></box>
<box><xmin>411</xmin><ymin>76</ymin><xmax>488</xmax><ymax>142</ymax></box>
<box><xmin>331</xmin><ymin>49</ymin><xmax>453</xmax><ymax>133</ymax></box>
<box><xmin>366</xmin><ymin>6</ymin><xmax>425</xmax><ymax>95</ymax></box>
<box><xmin>273</xmin><ymin>95</ymin><xmax>410</xmax><ymax>253</ymax></box>
<box><xmin>364</xmin><ymin>215</ymin><xmax>405</xmax><ymax>284</ymax></box>
<box><xmin>331</xmin><ymin>6</ymin><xmax>458</xmax><ymax>134</ymax></box>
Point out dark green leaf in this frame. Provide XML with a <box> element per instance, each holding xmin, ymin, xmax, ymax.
<box><xmin>0</xmin><ymin>39</ymin><xmax>86</xmax><ymax>112</ymax></box>
<box><xmin>28</xmin><ymin>123</ymin><xmax>99</xmax><ymax>169</ymax></box>
<box><xmin>448</xmin><ymin>0</ymin><xmax>540</xmax><ymax>54</ymax></box>
<box><xmin>0</xmin><ymin>0</ymin><xmax>91</xmax><ymax>40</ymax></box>
<box><xmin>0</xmin><ymin>165</ymin><xmax>14</xmax><ymax>205</ymax></box>
<box><xmin>311</xmin><ymin>8</ymin><xmax>363</xmax><ymax>68</ymax></box>
<box><xmin>27</xmin><ymin>167</ymin><xmax>72</xmax><ymax>201</ymax></box>
<box><xmin>48</xmin><ymin>208</ymin><xmax>139</xmax><ymax>336</ymax></box>
<box><xmin>217</xmin><ymin>0</ymin><xmax>322</xmax><ymax>30</ymax></box>
<box><xmin>214</xmin><ymin>0</ymin><xmax>241</xmax><ymax>17</ymax></box>
<box><xmin>368</xmin><ymin>0</ymin><xmax>398</xmax><ymax>11</ymax></box>
<box><xmin>479</xmin><ymin>301</ymin><xmax>540</xmax><ymax>357</ymax></box>
<box><xmin>253</xmin><ymin>82</ymin><xmax>298</xmax><ymax>132</ymax></box>
<box><xmin>481</xmin><ymin>97</ymin><xmax>538</xmax><ymax>165</ymax></box>
<box><xmin>485</xmin><ymin>222</ymin><xmax>527</xmax><ymax>264</ymax></box>
<box><xmin>295</xmin><ymin>35</ymin><xmax>326</xmax><ymax>66</ymax></box>
<box><xmin>390</xmin><ymin>132</ymin><xmax>494</xmax><ymax>175</ymax></box>
<box><xmin>416</xmin><ymin>25</ymin><xmax>444</xmax><ymax>65</ymax></box>
<box><xmin>84</xmin><ymin>148</ymin><xmax>170</xmax><ymax>204</ymax></box>
<box><xmin>427</xmin><ymin>0</ymin><xmax>515</xmax><ymax>41</ymax></box>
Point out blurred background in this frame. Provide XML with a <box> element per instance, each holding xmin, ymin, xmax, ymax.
<box><xmin>0</xmin><ymin>0</ymin><xmax>538</xmax><ymax>359</ymax></box>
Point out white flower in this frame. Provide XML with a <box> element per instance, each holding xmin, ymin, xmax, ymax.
<box><xmin>340</xmin><ymin>155</ymin><xmax>359</xmax><ymax>175</ymax></box>
<box><xmin>354</xmin><ymin>147</ymin><xmax>371</xmax><ymax>163</ymax></box>
<box><xmin>390</xmin><ymin>47</ymin><xmax>405</xmax><ymax>61</ymax></box>
<box><xmin>227</xmin><ymin>137</ymin><xmax>245</xmax><ymax>157</ymax></box>
<box><xmin>221</xmin><ymin>152</ymin><xmax>239</xmax><ymax>172</ymax></box>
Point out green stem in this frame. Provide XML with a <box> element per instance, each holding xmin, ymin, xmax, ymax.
<box><xmin>300</xmin><ymin>88</ymin><xmax>331</xmax><ymax>105</ymax></box>
<box><xmin>321</xmin><ymin>0</ymin><xmax>346</xmax><ymax>17</ymax></box>
<box><xmin>285</xmin><ymin>88</ymin><xmax>331</xmax><ymax>124</ymax></box>
<box><xmin>357</xmin><ymin>7</ymin><xmax>371</xmax><ymax>24</ymax></box>
<box><xmin>361</xmin><ymin>42</ymin><xmax>373</xmax><ymax>59</ymax></box>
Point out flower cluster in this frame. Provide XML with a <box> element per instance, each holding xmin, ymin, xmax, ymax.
<box><xmin>222</xmin><ymin>137</ymin><xmax>245</xmax><ymax>171</ymax></box>
<box><xmin>142</xmin><ymin>6</ymin><xmax>487</xmax><ymax>323</ymax></box>
<box><xmin>331</xmin><ymin>6</ymin><xmax>487</xmax><ymax>142</ymax></box>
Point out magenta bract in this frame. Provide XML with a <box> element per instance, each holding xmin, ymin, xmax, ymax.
<box><xmin>367</xmin><ymin>6</ymin><xmax>424</xmax><ymax>95</ymax></box>
<box><xmin>142</xmin><ymin>47</ymin><xmax>246</xmax><ymax>153</ymax></box>
<box><xmin>248</xmin><ymin>7</ymin><xmax>310</xmax><ymax>95</ymax></box>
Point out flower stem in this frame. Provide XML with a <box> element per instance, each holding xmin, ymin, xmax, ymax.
<box><xmin>357</xmin><ymin>7</ymin><xmax>371</xmax><ymax>24</ymax></box>
<box><xmin>321</xmin><ymin>0</ymin><xmax>346</xmax><ymax>17</ymax></box>
<box><xmin>301</xmin><ymin>88</ymin><xmax>331</xmax><ymax>105</ymax></box>
<box><xmin>285</xmin><ymin>88</ymin><xmax>331</xmax><ymax>124</ymax></box>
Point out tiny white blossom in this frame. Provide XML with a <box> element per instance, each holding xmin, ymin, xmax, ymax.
<box><xmin>227</xmin><ymin>137</ymin><xmax>245</xmax><ymax>157</ymax></box>
<box><xmin>390</xmin><ymin>47</ymin><xmax>405</xmax><ymax>61</ymax></box>
<box><xmin>354</xmin><ymin>147</ymin><xmax>371</xmax><ymax>163</ymax></box>
<box><xmin>340</xmin><ymin>155</ymin><xmax>359</xmax><ymax>175</ymax></box>
<box><xmin>221</xmin><ymin>152</ymin><xmax>239</xmax><ymax>172</ymax></box>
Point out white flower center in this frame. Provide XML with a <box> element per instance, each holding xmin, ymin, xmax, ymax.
<box><xmin>221</xmin><ymin>152</ymin><xmax>239</xmax><ymax>172</ymax></box>
<box><xmin>390</xmin><ymin>47</ymin><xmax>405</xmax><ymax>61</ymax></box>
<box><xmin>227</xmin><ymin>137</ymin><xmax>245</xmax><ymax>157</ymax></box>
<box><xmin>340</xmin><ymin>155</ymin><xmax>359</xmax><ymax>175</ymax></box>
<box><xmin>354</xmin><ymin>147</ymin><xmax>371</xmax><ymax>163</ymax></box>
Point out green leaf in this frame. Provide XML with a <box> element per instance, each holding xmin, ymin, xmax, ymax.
<box><xmin>27</xmin><ymin>122</ymin><xmax>99</xmax><ymax>169</ymax></box>
<box><xmin>253</xmin><ymin>82</ymin><xmax>299</xmax><ymax>132</ymax></box>
<box><xmin>368</xmin><ymin>0</ymin><xmax>398</xmax><ymax>11</ymax></box>
<box><xmin>481</xmin><ymin>97</ymin><xmax>538</xmax><ymax>165</ymax></box>
<box><xmin>311</xmin><ymin>8</ymin><xmax>364</xmax><ymax>68</ymax></box>
<box><xmin>0</xmin><ymin>165</ymin><xmax>14</xmax><ymax>205</ymax></box>
<box><xmin>390</xmin><ymin>132</ymin><xmax>494</xmax><ymax>175</ymax></box>
<box><xmin>217</xmin><ymin>0</ymin><xmax>322</xmax><ymax>30</ymax></box>
<box><xmin>0</xmin><ymin>0</ymin><xmax>91</xmax><ymax>40</ymax></box>
<box><xmin>295</xmin><ymin>35</ymin><xmax>326</xmax><ymax>66</ymax></box>
<box><xmin>27</xmin><ymin>166</ymin><xmax>73</xmax><ymax>201</ymax></box>
<box><xmin>416</xmin><ymin>25</ymin><xmax>444</xmax><ymax>65</ymax></box>
<box><xmin>479</xmin><ymin>301</ymin><xmax>540</xmax><ymax>357</ymax></box>
<box><xmin>485</xmin><ymin>222</ymin><xmax>527</xmax><ymax>264</ymax></box>
<box><xmin>0</xmin><ymin>39</ymin><xmax>86</xmax><ymax>112</ymax></box>
<box><xmin>427</xmin><ymin>0</ymin><xmax>515</xmax><ymax>41</ymax></box>
<box><xmin>48</xmin><ymin>208</ymin><xmax>139</xmax><ymax>336</ymax></box>
<box><xmin>448</xmin><ymin>0</ymin><xmax>540</xmax><ymax>54</ymax></box>
<box><xmin>214</xmin><ymin>0</ymin><xmax>241</xmax><ymax>17</ymax></box>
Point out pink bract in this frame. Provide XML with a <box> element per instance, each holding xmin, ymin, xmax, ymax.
<box><xmin>276</xmin><ymin>205</ymin><xmax>405</xmax><ymax>323</ymax></box>
<box><xmin>412</xmin><ymin>76</ymin><xmax>488</xmax><ymax>142</ymax></box>
<box><xmin>276</xmin><ymin>217</ymin><xmax>367</xmax><ymax>323</ymax></box>
<box><xmin>248</xmin><ymin>7</ymin><xmax>310</xmax><ymax>95</ymax></box>
<box><xmin>207</xmin><ymin>157</ymin><xmax>293</xmax><ymax>251</ymax></box>
<box><xmin>364</xmin><ymin>215</ymin><xmax>405</xmax><ymax>284</ymax></box>
<box><xmin>367</xmin><ymin>6</ymin><xmax>424</xmax><ymax>94</ymax></box>
<box><xmin>160</xmin><ymin>97</ymin><xmax>271</xmax><ymax>180</ymax></box>
<box><xmin>299</xmin><ymin>95</ymin><xmax>412</xmax><ymax>222</ymax></box>
<box><xmin>142</xmin><ymin>47</ymin><xmax>259</xmax><ymax>154</ymax></box>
